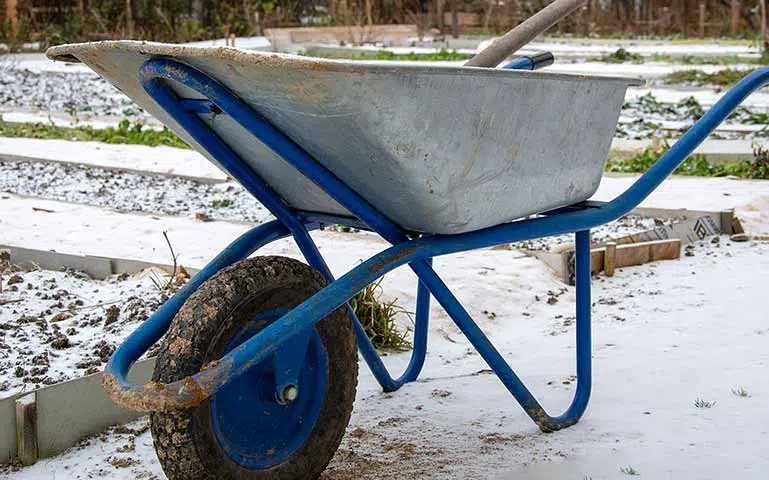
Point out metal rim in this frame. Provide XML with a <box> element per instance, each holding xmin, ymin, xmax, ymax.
<box><xmin>209</xmin><ymin>308</ymin><xmax>327</xmax><ymax>469</ymax></box>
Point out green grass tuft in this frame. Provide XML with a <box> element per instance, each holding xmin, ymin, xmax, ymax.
<box><xmin>349</xmin><ymin>278</ymin><xmax>412</xmax><ymax>351</ymax></box>
<box><xmin>0</xmin><ymin>119</ymin><xmax>190</xmax><ymax>149</ymax></box>
<box><xmin>662</xmin><ymin>68</ymin><xmax>755</xmax><ymax>87</ymax></box>
<box><xmin>620</xmin><ymin>465</ymin><xmax>640</xmax><ymax>476</ymax></box>
<box><xmin>694</xmin><ymin>397</ymin><xmax>716</xmax><ymax>408</ymax></box>
<box><xmin>298</xmin><ymin>48</ymin><xmax>471</xmax><ymax>62</ymax></box>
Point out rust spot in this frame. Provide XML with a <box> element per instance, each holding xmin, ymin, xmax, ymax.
<box><xmin>371</xmin><ymin>245</ymin><xmax>417</xmax><ymax>276</ymax></box>
<box><xmin>180</xmin><ymin>376</ymin><xmax>207</xmax><ymax>405</ymax></box>
<box><xmin>143</xmin><ymin>381</ymin><xmax>166</xmax><ymax>392</ymax></box>
<box><xmin>200</xmin><ymin>358</ymin><xmax>220</xmax><ymax>372</ymax></box>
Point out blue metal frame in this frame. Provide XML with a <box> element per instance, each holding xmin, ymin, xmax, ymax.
<box><xmin>103</xmin><ymin>57</ymin><xmax>769</xmax><ymax>434</ymax></box>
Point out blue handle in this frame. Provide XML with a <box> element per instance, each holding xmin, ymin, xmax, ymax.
<box><xmin>502</xmin><ymin>51</ymin><xmax>555</xmax><ymax>71</ymax></box>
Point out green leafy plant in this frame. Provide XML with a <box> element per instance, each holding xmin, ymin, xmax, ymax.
<box><xmin>211</xmin><ymin>199</ymin><xmax>233</xmax><ymax>208</ymax></box>
<box><xmin>597</xmin><ymin>48</ymin><xmax>644</xmax><ymax>64</ymax></box>
<box><xmin>349</xmin><ymin>278</ymin><xmax>412</xmax><ymax>351</ymax></box>
<box><xmin>663</xmin><ymin>68</ymin><xmax>755</xmax><ymax>87</ymax></box>
<box><xmin>605</xmin><ymin>142</ymin><xmax>762</xmax><ymax>178</ymax></box>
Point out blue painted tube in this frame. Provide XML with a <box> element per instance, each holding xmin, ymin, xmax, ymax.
<box><xmin>141</xmin><ymin>70</ymin><xmax>308</xmax><ymax>236</ymax></box>
<box><xmin>287</xmin><ymin>220</ymin><xmax>431</xmax><ymax>392</ymax></box>
<box><xmin>502</xmin><ymin>56</ymin><xmax>534</xmax><ymax>70</ymax></box>
<box><xmin>502</xmin><ymin>52</ymin><xmax>555</xmax><ymax>71</ymax></box>
<box><xmin>104</xmin><ymin>219</ymin><xmax>293</xmax><ymax>382</ymax></box>
<box><xmin>399</xmin><ymin>261</ymin><xmax>431</xmax><ymax>385</ymax></box>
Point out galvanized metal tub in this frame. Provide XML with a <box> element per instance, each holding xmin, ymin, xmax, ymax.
<box><xmin>47</xmin><ymin>41</ymin><xmax>639</xmax><ymax>234</ymax></box>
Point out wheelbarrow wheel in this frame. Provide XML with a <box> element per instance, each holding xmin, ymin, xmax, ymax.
<box><xmin>149</xmin><ymin>256</ymin><xmax>358</xmax><ymax>480</ymax></box>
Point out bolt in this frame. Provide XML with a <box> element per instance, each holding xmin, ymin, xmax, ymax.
<box><xmin>281</xmin><ymin>385</ymin><xmax>298</xmax><ymax>403</ymax></box>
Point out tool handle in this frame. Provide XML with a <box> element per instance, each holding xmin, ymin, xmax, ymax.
<box><xmin>465</xmin><ymin>0</ymin><xmax>587</xmax><ymax>68</ymax></box>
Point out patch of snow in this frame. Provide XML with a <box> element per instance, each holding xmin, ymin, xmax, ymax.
<box><xmin>478</xmin><ymin>38</ymin><xmax>760</xmax><ymax>56</ymax></box>
<box><xmin>182</xmin><ymin>36</ymin><xmax>272</xmax><ymax>50</ymax></box>
<box><xmin>0</xmin><ymin>264</ymin><xmax>178</xmax><ymax>397</ymax></box>
<box><xmin>0</xmin><ymin>159</ymin><xmax>269</xmax><ymax>223</ymax></box>
<box><xmin>0</xmin><ymin>111</ymin><xmax>165</xmax><ymax>131</ymax></box>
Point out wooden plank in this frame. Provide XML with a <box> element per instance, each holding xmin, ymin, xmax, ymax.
<box><xmin>15</xmin><ymin>393</ymin><xmax>37</xmax><ymax>466</ymax></box>
<box><xmin>604</xmin><ymin>242</ymin><xmax>617</xmax><ymax>276</ymax></box>
<box><xmin>615</xmin><ymin>239</ymin><xmax>681</xmax><ymax>268</ymax></box>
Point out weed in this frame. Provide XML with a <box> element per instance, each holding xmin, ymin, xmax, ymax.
<box><xmin>0</xmin><ymin>119</ymin><xmax>189</xmax><ymax>149</ymax></box>
<box><xmin>623</xmin><ymin>93</ymin><xmax>708</xmax><ymax>121</ymax></box>
<box><xmin>596</xmin><ymin>48</ymin><xmax>644</xmax><ymax>64</ymax></box>
<box><xmin>620</xmin><ymin>465</ymin><xmax>640</xmax><ymax>476</ymax></box>
<box><xmin>694</xmin><ymin>397</ymin><xmax>716</xmax><ymax>408</ymax></box>
<box><xmin>748</xmin><ymin>146</ymin><xmax>769</xmax><ymax>179</ymax></box>
<box><xmin>663</xmin><ymin>68</ymin><xmax>755</xmax><ymax>87</ymax></box>
<box><xmin>211</xmin><ymin>199</ymin><xmax>233</xmax><ymax>208</ymax></box>
<box><xmin>731</xmin><ymin>386</ymin><xmax>750</xmax><ymax>397</ymax></box>
<box><xmin>650</xmin><ymin>54</ymin><xmax>762</xmax><ymax>65</ymax></box>
<box><xmin>349</xmin><ymin>278</ymin><xmax>412</xmax><ymax>351</ymax></box>
<box><xmin>605</xmin><ymin>142</ymin><xmax>762</xmax><ymax>178</ymax></box>
<box><xmin>149</xmin><ymin>231</ymin><xmax>180</xmax><ymax>293</ymax></box>
<box><xmin>298</xmin><ymin>48</ymin><xmax>471</xmax><ymax>62</ymax></box>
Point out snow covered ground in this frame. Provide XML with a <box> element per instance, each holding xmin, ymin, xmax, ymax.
<box><xmin>3</xmin><ymin>233</ymin><xmax>769</xmax><ymax>479</ymax></box>
<box><xmin>0</xmin><ymin>265</ymin><xmax>179</xmax><ymax>396</ymax></box>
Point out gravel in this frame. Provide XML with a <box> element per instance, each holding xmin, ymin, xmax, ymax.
<box><xmin>0</xmin><ymin>256</ymin><xmax>185</xmax><ymax>397</ymax></box>
<box><xmin>0</xmin><ymin>60</ymin><xmax>143</xmax><ymax>119</ymax></box>
<box><xmin>0</xmin><ymin>159</ymin><xmax>273</xmax><ymax>224</ymax></box>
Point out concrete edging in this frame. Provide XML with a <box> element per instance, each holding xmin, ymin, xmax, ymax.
<box><xmin>0</xmin><ymin>244</ymin><xmax>195</xmax><ymax>465</ymax></box>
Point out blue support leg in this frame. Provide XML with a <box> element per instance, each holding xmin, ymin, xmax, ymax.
<box><xmin>289</xmin><ymin>221</ymin><xmax>432</xmax><ymax>392</ymax></box>
<box><xmin>407</xmin><ymin>230</ymin><xmax>592</xmax><ymax>432</ymax></box>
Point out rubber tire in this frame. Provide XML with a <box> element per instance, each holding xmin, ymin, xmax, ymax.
<box><xmin>150</xmin><ymin>256</ymin><xmax>358</xmax><ymax>480</ymax></box>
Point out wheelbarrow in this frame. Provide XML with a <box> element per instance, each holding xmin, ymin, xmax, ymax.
<box><xmin>45</xmin><ymin>36</ymin><xmax>769</xmax><ymax>479</ymax></box>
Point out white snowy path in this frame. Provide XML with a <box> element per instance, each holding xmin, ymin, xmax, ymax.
<box><xmin>4</xmin><ymin>222</ymin><xmax>769</xmax><ymax>479</ymax></box>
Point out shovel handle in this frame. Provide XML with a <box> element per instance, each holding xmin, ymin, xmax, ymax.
<box><xmin>465</xmin><ymin>0</ymin><xmax>587</xmax><ymax>68</ymax></box>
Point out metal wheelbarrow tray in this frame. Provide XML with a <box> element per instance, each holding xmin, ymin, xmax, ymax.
<box><xmin>50</xmin><ymin>41</ymin><xmax>633</xmax><ymax>234</ymax></box>
<box><xmin>46</xmin><ymin>41</ymin><xmax>769</xmax><ymax>479</ymax></box>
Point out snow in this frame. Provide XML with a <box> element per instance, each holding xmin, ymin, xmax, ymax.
<box><xmin>0</xmin><ymin>138</ymin><xmax>227</xmax><ymax>182</ymax></box>
<box><xmin>182</xmin><ymin>36</ymin><xmax>272</xmax><ymax>50</ymax></box>
<box><xmin>612</xmin><ymin>137</ymin><xmax>769</xmax><ymax>156</ymax></box>
<box><xmin>0</xmin><ymin>111</ymin><xmax>165</xmax><ymax>130</ymax></box>
<box><xmin>478</xmin><ymin>38</ymin><xmax>760</xmax><ymax>56</ymax></box>
<box><xmin>542</xmin><ymin>61</ymin><xmax>754</xmax><ymax>79</ymax></box>
<box><xmin>0</xmin><ymin>159</ymin><xmax>271</xmax><ymax>223</ymax></box>
<box><xmin>593</xmin><ymin>173</ymin><xmax>769</xmax><ymax>234</ymax></box>
<box><xmin>626</xmin><ymin>87</ymin><xmax>769</xmax><ymax>108</ymax></box>
<box><xmin>0</xmin><ymin>266</ymin><xmax>178</xmax><ymax>397</ymax></box>
<box><xmin>0</xmin><ymin>53</ymin><xmax>94</xmax><ymax>74</ymax></box>
<box><xmin>3</xmin><ymin>233</ymin><xmax>769</xmax><ymax>478</ymax></box>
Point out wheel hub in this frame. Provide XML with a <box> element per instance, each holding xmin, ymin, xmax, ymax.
<box><xmin>209</xmin><ymin>310</ymin><xmax>327</xmax><ymax>469</ymax></box>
